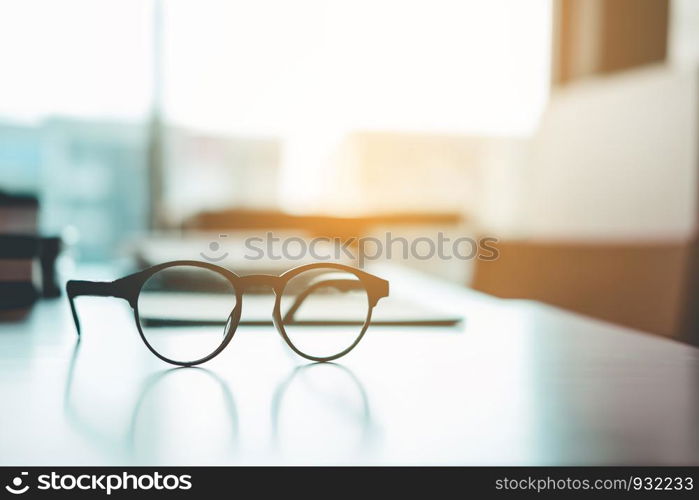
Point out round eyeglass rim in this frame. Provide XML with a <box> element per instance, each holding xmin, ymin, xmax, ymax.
<box><xmin>131</xmin><ymin>261</ymin><xmax>380</xmax><ymax>366</ymax></box>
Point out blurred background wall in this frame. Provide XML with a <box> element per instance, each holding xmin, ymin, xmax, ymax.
<box><xmin>1</xmin><ymin>0</ymin><xmax>698</xmax><ymax>342</ymax></box>
<box><xmin>473</xmin><ymin>0</ymin><xmax>699</xmax><ymax>343</ymax></box>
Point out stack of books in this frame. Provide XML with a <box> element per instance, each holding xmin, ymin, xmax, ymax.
<box><xmin>0</xmin><ymin>192</ymin><xmax>41</xmax><ymax>317</ymax></box>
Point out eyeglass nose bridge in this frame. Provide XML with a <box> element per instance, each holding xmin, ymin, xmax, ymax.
<box><xmin>234</xmin><ymin>274</ymin><xmax>284</xmax><ymax>294</ymax></box>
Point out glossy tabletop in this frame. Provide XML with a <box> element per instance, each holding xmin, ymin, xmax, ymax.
<box><xmin>0</xmin><ymin>264</ymin><xmax>697</xmax><ymax>465</ymax></box>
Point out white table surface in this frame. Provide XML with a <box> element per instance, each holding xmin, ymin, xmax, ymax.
<box><xmin>0</xmin><ymin>264</ymin><xmax>697</xmax><ymax>465</ymax></box>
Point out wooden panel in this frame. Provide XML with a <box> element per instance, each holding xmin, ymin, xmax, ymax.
<box><xmin>600</xmin><ymin>0</ymin><xmax>669</xmax><ymax>74</ymax></box>
<box><xmin>552</xmin><ymin>0</ymin><xmax>669</xmax><ymax>85</ymax></box>
<box><xmin>472</xmin><ymin>239</ymin><xmax>696</xmax><ymax>341</ymax></box>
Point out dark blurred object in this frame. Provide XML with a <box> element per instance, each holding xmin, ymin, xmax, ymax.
<box><xmin>0</xmin><ymin>191</ymin><xmax>38</xmax><ymax>233</ymax></box>
<box><xmin>0</xmin><ymin>235</ymin><xmax>63</xmax><ymax>315</ymax></box>
<box><xmin>39</xmin><ymin>237</ymin><xmax>62</xmax><ymax>298</ymax></box>
<box><xmin>0</xmin><ymin>234</ymin><xmax>41</xmax><ymax>316</ymax></box>
<box><xmin>0</xmin><ymin>192</ymin><xmax>41</xmax><ymax>317</ymax></box>
<box><xmin>184</xmin><ymin>208</ymin><xmax>462</xmax><ymax>240</ymax></box>
<box><xmin>0</xmin><ymin>191</ymin><xmax>64</xmax><ymax>318</ymax></box>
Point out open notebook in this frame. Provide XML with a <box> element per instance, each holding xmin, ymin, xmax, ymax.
<box><xmin>134</xmin><ymin>236</ymin><xmax>462</xmax><ymax>327</ymax></box>
<box><xmin>139</xmin><ymin>293</ymin><xmax>462</xmax><ymax>328</ymax></box>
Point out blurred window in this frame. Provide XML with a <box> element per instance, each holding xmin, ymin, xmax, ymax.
<box><xmin>0</xmin><ymin>0</ymin><xmax>552</xmax><ymax>258</ymax></box>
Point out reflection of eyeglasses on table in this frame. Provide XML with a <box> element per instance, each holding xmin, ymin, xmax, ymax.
<box><xmin>67</xmin><ymin>261</ymin><xmax>390</xmax><ymax>366</ymax></box>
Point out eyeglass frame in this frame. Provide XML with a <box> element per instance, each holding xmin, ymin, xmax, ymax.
<box><xmin>66</xmin><ymin>261</ymin><xmax>390</xmax><ymax>366</ymax></box>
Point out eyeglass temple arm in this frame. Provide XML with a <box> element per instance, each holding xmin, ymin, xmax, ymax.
<box><xmin>66</xmin><ymin>279</ymin><xmax>129</xmax><ymax>336</ymax></box>
<box><xmin>282</xmin><ymin>279</ymin><xmax>381</xmax><ymax>324</ymax></box>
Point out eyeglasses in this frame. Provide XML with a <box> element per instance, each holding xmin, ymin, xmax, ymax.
<box><xmin>66</xmin><ymin>261</ymin><xmax>389</xmax><ymax>366</ymax></box>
